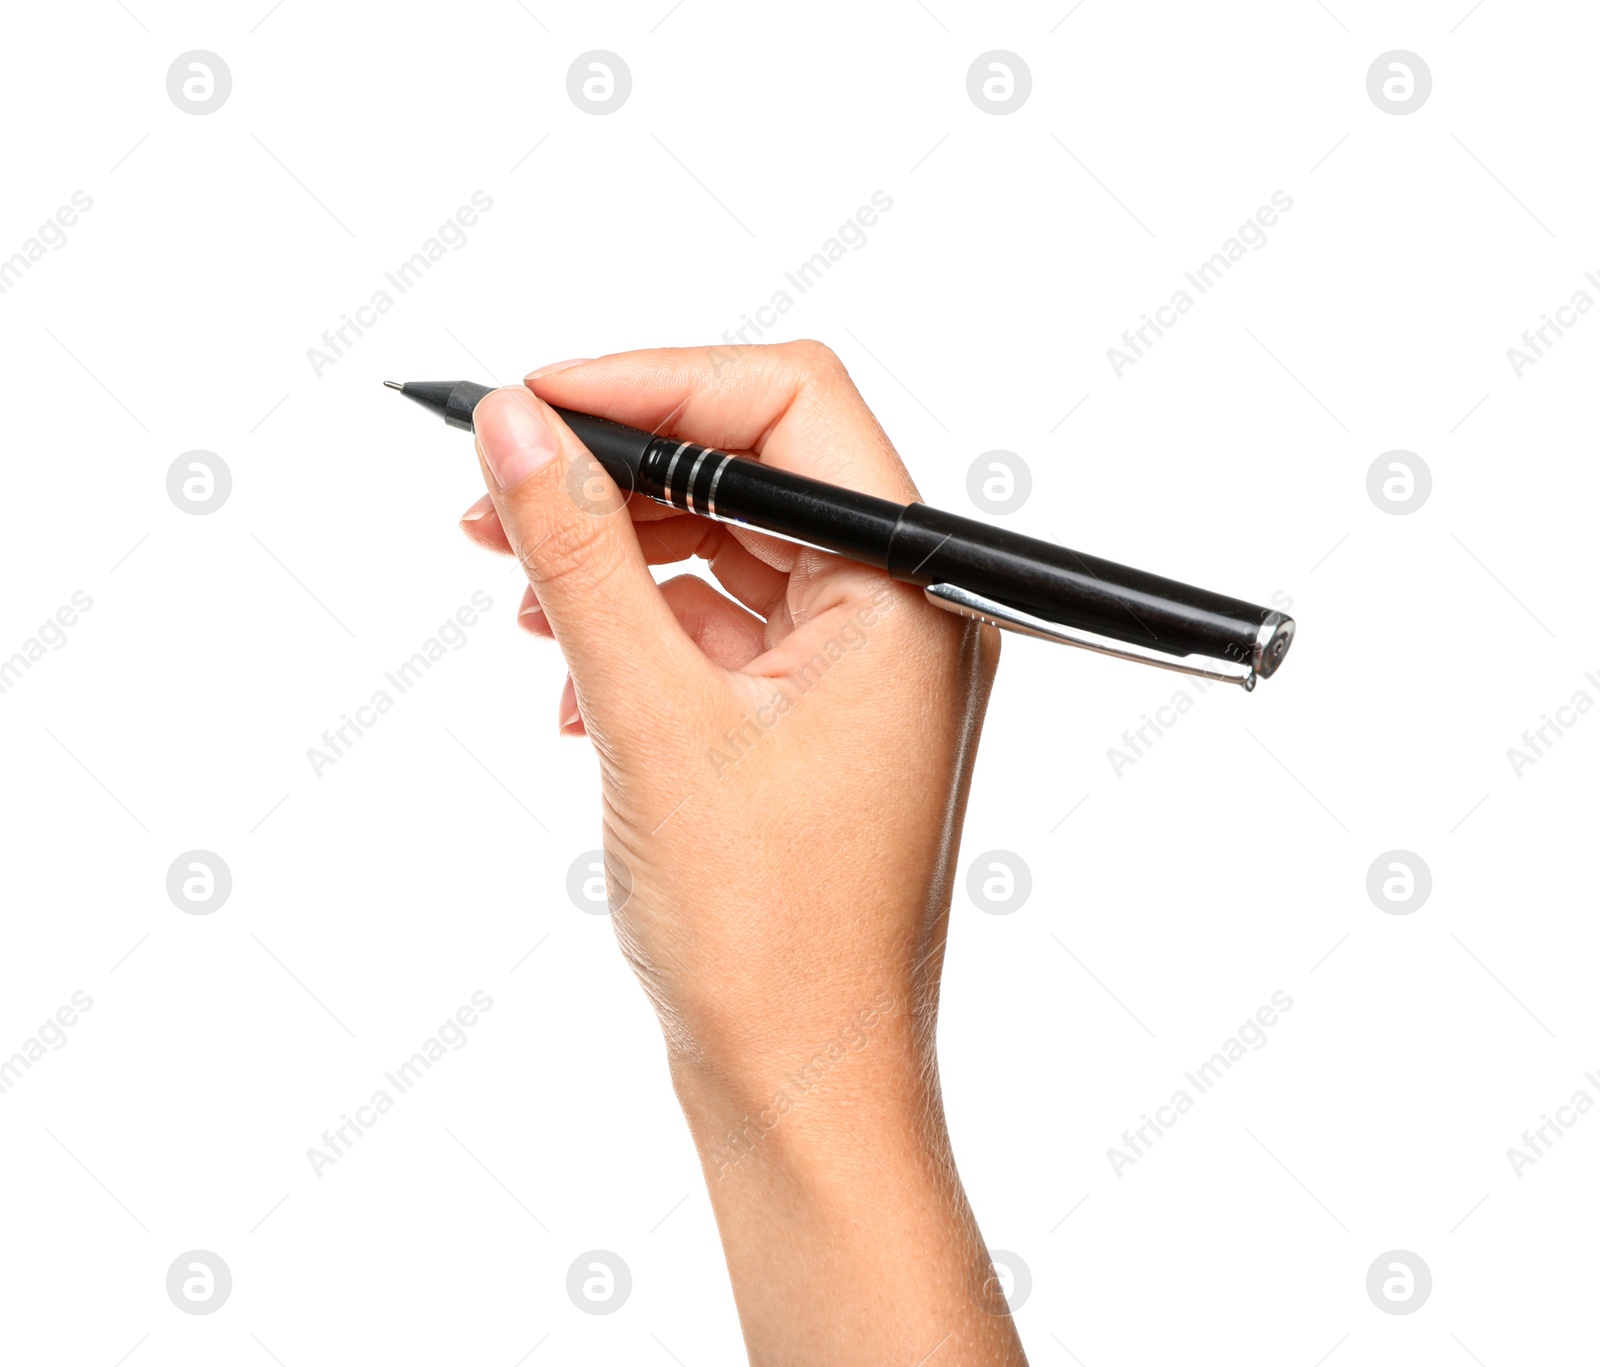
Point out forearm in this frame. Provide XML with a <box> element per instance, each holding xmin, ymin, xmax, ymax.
<box><xmin>670</xmin><ymin>1021</ymin><xmax>1029</xmax><ymax>1366</ymax></box>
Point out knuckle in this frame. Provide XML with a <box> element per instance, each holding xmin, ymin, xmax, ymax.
<box><xmin>784</xmin><ymin>338</ymin><xmax>848</xmax><ymax>383</ymax></box>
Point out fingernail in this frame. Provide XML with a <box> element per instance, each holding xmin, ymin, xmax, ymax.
<box><xmin>460</xmin><ymin>492</ymin><xmax>495</xmax><ymax>522</ymax></box>
<box><xmin>526</xmin><ymin>358</ymin><xmax>593</xmax><ymax>380</ymax></box>
<box><xmin>559</xmin><ymin>699</ymin><xmax>582</xmax><ymax>732</ymax></box>
<box><xmin>475</xmin><ymin>388</ymin><xmax>559</xmax><ymax>491</ymax></box>
<box><xmin>518</xmin><ymin>600</ymin><xmax>545</xmax><ymax>625</ymax></box>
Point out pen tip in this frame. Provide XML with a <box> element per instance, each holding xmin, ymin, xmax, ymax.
<box><xmin>382</xmin><ymin>379</ymin><xmax>403</xmax><ymax>391</ymax></box>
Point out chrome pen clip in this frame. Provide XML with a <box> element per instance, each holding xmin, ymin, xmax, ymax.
<box><xmin>923</xmin><ymin>583</ymin><xmax>1260</xmax><ymax>690</ymax></box>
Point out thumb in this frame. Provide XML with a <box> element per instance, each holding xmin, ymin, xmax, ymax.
<box><xmin>472</xmin><ymin>384</ymin><xmax>704</xmax><ymax>725</ymax></box>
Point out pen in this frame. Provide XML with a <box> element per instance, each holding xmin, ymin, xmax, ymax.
<box><xmin>387</xmin><ymin>378</ymin><xmax>1296</xmax><ymax>690</ymax></box>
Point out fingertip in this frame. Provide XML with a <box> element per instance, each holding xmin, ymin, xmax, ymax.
<box><xmin>558</xmin><ymin>674</ymin><xmax>584</xmax><ymax>735</ymax></box>
<box><xmin>459</xmin><ymin>494</ymin><xmax>514</xmax><ymax>556</ymax></box>
<box><xmin>460</xmin><ymin>492</ymin><xmax>495</xmax><ymax>523</ymax></box>
<box><xmin>517</xmin><ymin>586</ymin><xmax>551</xmax><ymax>637</ymax></box>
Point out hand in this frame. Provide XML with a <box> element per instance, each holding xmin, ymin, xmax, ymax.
<box><xmin>462</xmin><ymin>342</ymin><xmax>1025</xmax><ymax>1365</ymax></box>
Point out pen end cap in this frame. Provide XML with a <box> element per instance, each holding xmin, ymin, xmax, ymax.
<box><xmin>1254</xmin><ymin>613</ymin><xmax>1296</xmax><ymax>680</ymax></box>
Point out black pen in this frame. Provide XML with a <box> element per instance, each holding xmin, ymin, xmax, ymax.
<box><xmin>387</xmin><ymin>379</ymin><xmax>1296</xmax><ymax>690</ymax></box>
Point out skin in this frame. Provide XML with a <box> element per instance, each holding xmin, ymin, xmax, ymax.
<box><xmin>461</xmin><ymin>341</ymin><xmax>1027</xmax><ymax>1366</ymax></box>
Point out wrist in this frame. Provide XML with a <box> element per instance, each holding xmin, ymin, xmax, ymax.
<box><xmin>667</xmin><ymin>984</ymin><xmax>943</xmax><ymax>1182</ymax></box>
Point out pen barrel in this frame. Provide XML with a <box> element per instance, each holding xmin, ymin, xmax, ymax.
<box><xmin>562</xmin><ymin>419</ymin><xmax>1279</xmax><ymax>671</ymax></box>
<box><xmin>551</xmin><ymin>414</ymin><xmax>905</xmax><ymax>557</ymax></box>
<box><xmin>638</xmin><ymin>439</ymin><xmax>903</xmax><ymax>560</ymax></box>
<box><xmin>884</xmin><ymin>503</ymin><xmax>1269</xmax><ymax>666</ymax></box>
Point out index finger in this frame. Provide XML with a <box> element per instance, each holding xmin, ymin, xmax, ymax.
<box><xmin>524</xmin><ymin>340</ymin><xmax>922</xmax><ymax>505</ymax></box>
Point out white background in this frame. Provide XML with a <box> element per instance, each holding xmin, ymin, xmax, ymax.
<box><xmin>1</xmin><ymin>1</ymin><xmax>1595</xmax><ymax>1362</ymax></box>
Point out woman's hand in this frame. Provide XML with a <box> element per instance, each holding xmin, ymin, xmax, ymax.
<box><xmin>462</xmin><ymin>341</ymin><xmax>1025</xmax><ymax>1365</ymax></box>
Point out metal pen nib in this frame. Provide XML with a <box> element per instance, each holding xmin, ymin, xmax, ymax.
<box><xmin>385</xmin><ymin>378</ymin><xmax>489</xmax><ymax>430</ymax></box>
